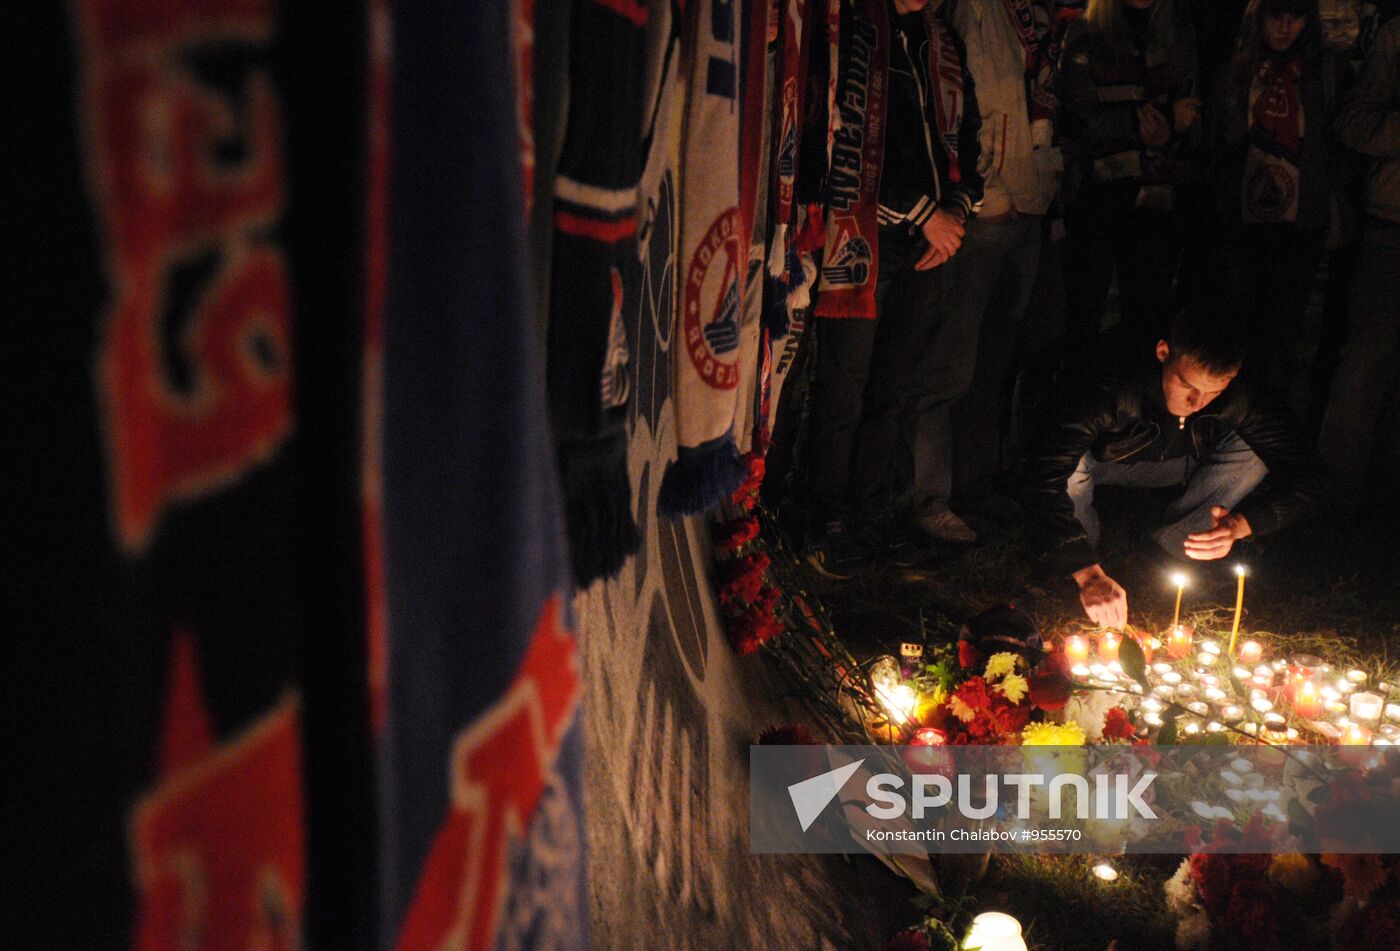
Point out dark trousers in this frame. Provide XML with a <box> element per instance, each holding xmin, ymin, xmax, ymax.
<box><xmin>1319</xmin><ymin>219</ymin><xmax>1400</xmax><ymax>490</ymax></box>
<box><xmin>811</xmin><ymin>226</ymin><xmax>953</xmax><ymax>521</ymax></box>
<box><xmin>1231</xmin><ymin>223</ymin><xmax>1327</xmax><ymax>403</ymax></box>
<box><xmin>1064</xmin><ymin>180</ymin><xmax>1183</xmax><ymax>355</ymax></box>
<box><xmin>947</xmin><ymin>213</ymin><xmax>1043</xmax><ymax>496</ymax></box>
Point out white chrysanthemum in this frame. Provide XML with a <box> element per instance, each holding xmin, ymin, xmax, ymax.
<box><xmin>1063</xmin><ymin>688</ymin><xmax>1117</xmax><ymax>741</ymax></box>
<box><xmin>1163</xmin><ymin>858</ymin><xmax>1198</xmax><ymax>917</ymax></box>
<box><xmin>1174</xmin><ymin>909</ymin><xmax>1210</xmax><ymax>950</ymax></box>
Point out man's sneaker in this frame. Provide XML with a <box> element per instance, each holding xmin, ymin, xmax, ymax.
<box><xmin>802</xmin><ymin>521</ymin><xmax>872</xmax><ymax>580</ymax></box>
<box><xmin>914</xmin><ymin>510</ymin><xmax>979</xmax><ymax>545</ymax></box>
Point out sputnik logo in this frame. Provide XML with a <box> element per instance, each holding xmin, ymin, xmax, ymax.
<box><xmin>787</xmin><ymin>759</ymin><xmax>865</xmax><ymax>832</ymax></box>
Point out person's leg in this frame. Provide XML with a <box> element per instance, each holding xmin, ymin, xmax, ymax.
<box><xmin>951</xmin><ymin>215</ymin><xmax>1042</xmax><ymax>496</ymax></box>
<box><xmin>1318</xmin><ymin>222</ymin><xmax>1400</xmax><ymax>495</ymax></box>
<box><xmin>1066</xmin><ymin>453</ymin><xmax>1187</xmax><ymax>548</ymax></box>
<box><xmin>809</xmin><ymin>316</ymin><xmax>880</xmax><ymax>522</ymax></box>
<box><xmin>848</xmin><ymin>229</ymin><xmax>922</xmax><ymax>520</ymax></box>
<box><xmin>1152</xmin><ymin>432</ymin><xmax>1268</xmax><ymax>557</ymax></box>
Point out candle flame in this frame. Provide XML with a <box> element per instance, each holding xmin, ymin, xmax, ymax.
<box><xmin>1234</xmin><ymin>563</ymin><xmax>1248</xmax><ymax>577</ymax></box>
<box><xmin>1171</xmin><ymin>572</ymin><xmax>1188</xmax><ymax>588</ymax></box>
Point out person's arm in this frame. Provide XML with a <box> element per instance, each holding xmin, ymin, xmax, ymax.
<box><xmin>1229</xmin><ymin>395</ymin><xmax>1329</xmax><ymax>539</ymax></box>
<box><xmin>1335</xmin><ymin>20</ymin><xmax>1400</xmax><ymax>158</ymax></box>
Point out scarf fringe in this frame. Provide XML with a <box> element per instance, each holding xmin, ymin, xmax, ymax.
<box><xmin>657</xmin><ymin>435</ymin><xmax>744</xmax><ymax>518</ymax></box>
<box><xmin>560</xmin><ymin>435</ymin><xmax>640</xmax><ymax>586</ymax></box>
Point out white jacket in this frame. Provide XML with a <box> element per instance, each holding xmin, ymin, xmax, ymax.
<box><xmin>951</xmin><ymin>0</ymin><xmax>1062</xmax><ymax>216</ymax></box>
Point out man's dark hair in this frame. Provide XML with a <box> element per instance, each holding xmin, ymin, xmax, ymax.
<box><xmin>1164</xmin><ymin>306</ymin><xmax>1246</xmax><ymax>376</ymax></box>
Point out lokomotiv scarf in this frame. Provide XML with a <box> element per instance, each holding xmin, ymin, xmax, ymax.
<box><xmin>1243</xmin><ymin>54</ymin><xmax>1304</xmax><ymax>224</ymax></box>
<box><xmin>657</xmin><ymin>0</ymin><xmax>753</xmax><ymax>516</ymax></box>
<box><xmin>813</xmin><ymin>0</ymin><xmax>965</xmax><ymax>318</ymax></box>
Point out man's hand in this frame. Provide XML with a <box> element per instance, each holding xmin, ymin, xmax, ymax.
<box><xmin>1172</xmin><ymin>97</ymin><xmax>1202</xmax><ymax>133</ymax></box>
<box><xmin>1183</xmin><ymin>506</ymin><xmax>1252</xmax><ymax>561</ymax></box>
<box><xmin>914</xmin><ymin>207</ymin><xmax>964</xmax><ymax>270</ymax></box>
<box><xmin>1137</xmin><ymin>104</ymin><xmax>1170</xmax><ymax>148</ymax></box>
<box><xmin>1073</xmin><ymin>563</ymin><xmax>1128</xmax><ymax>628</ymax></box>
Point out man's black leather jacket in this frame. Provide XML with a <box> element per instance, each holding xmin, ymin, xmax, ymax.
<box><xmin>1022</xmin><ymin>367</ymin><xmax>1327</xmax><ymax>573</ymax></box>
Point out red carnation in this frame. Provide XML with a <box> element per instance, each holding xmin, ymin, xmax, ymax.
<box><xmin>713</xmin><ymin>515</ymin><xmax>760</xmax><ymax>553</ymax></box>
<box><xmin>1102</xmin><ymin>706</ymin><xmax>1136</xmax><ymax>742</ymax></box>
<box><xmin>957</xmin><ymin>639</ymin><xmax>982</xmax><ymax>670</ymax></box>
<box><xmin>884</xmin><ymin>931</ymin><xmax>928</xmax><ymax>951</ymax></box>
<box><xmin>952</xmin><ymin>676</ymin><xmax>993</xmax><ymax>714</ymax></box>
<box><xmin>1028</xmin><ymin>668</ymin><xmax>1073</xmax><ymax>711</ymax></box>
<box><xmin>719</xmin><ymin>552</ymin><xmax>770</xmax><ymax>607</ymax></box>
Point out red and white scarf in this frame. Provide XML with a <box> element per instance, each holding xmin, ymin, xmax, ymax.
<box><xmin>814</xmin><ymin>0</ymin><xmax>964</xmax><ymax>318</ymax></box>
<box><xmin>1243</xmin><ymin>55</ymin><xmax>1304</xmax><ymax>224</ymax></box>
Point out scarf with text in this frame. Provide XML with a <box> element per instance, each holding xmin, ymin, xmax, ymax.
<box><xmin>814</xmin><ymin>0</ymin><xmax>965</xmax><ymax>318</ymax></box>
<box><xmin>657</xmin><ymin>0</ymin><xmax>754</xmax><ymax>515</ymax></box>
<box><xmin>1243</xmin><ymin>54</ymin><xmax>1304</xmax><ymax>224</ymax></box>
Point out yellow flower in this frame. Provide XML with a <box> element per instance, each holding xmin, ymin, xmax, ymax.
<box><xmin>996</xmin><ymin>673</ymin><xmax>1029</xmax><ymax>704</ymax></box>
<box><xmin>983</xmin><ymin>652</ymin><xmax>1020</xmax><ymax>682</ymax></box>
<box><xmin>1267</xmin><ymin>853</ymin><xmax>1317</xmax><ymax>895</ymax></box>
<box><xmin>950</xmin><ymin>694</ymin><xmax>977</xmax><ymax>722</ymax></box>
<box><xmin>1021</xmin><ymin>721</ymin><xmax>1087</xmax><ymax>746</ymax></box>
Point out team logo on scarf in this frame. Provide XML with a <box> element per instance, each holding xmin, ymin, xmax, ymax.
<box><xmin>1244</xmin><ymin>56</ymin><xmax>1304</xmax><ymax>223</ymax></box>
<box><xmin>821</xmin><ymin>216</ymin><xmax>873</xmax><ymax>287</ymax></box>
<box><xmin>778</xmin><ymin>77</ymin><xmax>799</xmax><ymax>207</ymax></box>
<box><xmin>683</xmin><ymin>207</ymin><xmax>742</xmax><ymax>390</ymax></box>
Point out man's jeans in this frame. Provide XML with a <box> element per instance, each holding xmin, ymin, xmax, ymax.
<box><xmin>1067</xmin><ymin>432</ymin><xmax>1268</xmax><ymax>558</ymax></box>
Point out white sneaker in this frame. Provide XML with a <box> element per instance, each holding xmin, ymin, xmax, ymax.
<box><xmin>914</xmin><ymin>510</ymin><xmax>978</xmax><ymax>544</ymax></box>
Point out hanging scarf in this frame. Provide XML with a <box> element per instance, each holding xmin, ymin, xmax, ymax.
<box><xmin>767</xmin><ymin>0</ymin><xmax>814</xmax><ymax>282</ymax></box>
<box><xmin>999</xmin><ymin>0</ymin><xmax>1059</xmax><ymax>124</ymax></box>
<box><xmin>545</xmin><ymin>0</ymin><xmax>648</xmax><ymax>584</ymax></box>
<box><xmin>926</xmin><ymin>6</ymin><xmax>965</xmax><ymax>183</ymax></box>
<box><xmin>657</xmin><ymin>0</ymin><xmax>752</xmax><ymax>516</ymax></box>
<box><xmin>1243</xmin><ymin>55</ymin><xmax>1305</xmax><ymax>224</ymax></box>
<box><xmin>814</xmin><ymin>0</ymin><xmax>888</xmax><ymax>318</ymax></box>
<box><xmin>814</xmin><ymin>0</ymin><xmax>965</xmax><ymax>318</ymax></box>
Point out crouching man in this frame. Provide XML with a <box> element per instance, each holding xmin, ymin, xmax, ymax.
<box><xmin>1021</xmin><ymin>306</ymin><xmax>1325</xmax><ymax>626</ymax></box>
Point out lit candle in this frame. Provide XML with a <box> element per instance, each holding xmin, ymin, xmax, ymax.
<box><xmin>1239</xmin><ymin>640</ymin><xmax>1263</xmax><ymax>665</ymax></box>
<box><xmin>1343</xmin><ymin>723</ymin><xmax>1372</xmax><ymax>746</ymax></box>
<box><xmin>1162</xmin><ymin>671</ymin><xmax>1183</xmax><ymax>685</ymax></box>
<box><xmin>1228</xmin><ymin>564</ymin><xmax>1247</xmax><ymax>657</ymax></box>
<box><xmin>877</xmin><ymin>683</ymin><xmax>918</xmax><ymax>725</ymax></box>
<box><xmin>1351</xmin><ymin>692</ymin><xmax>1384</xmax><ymax>724</ymax></box>
<box><xmin>1065</xmin><ymin>635</ymin><xmax>1090</xmax><ymax>666</ymax></box>
<box><xmin>1386</xmin><ymin>704</ymin><xmax>1400</xmax><ymax>722</ymax></box>
<box><xmin>1348</xmin><ymin>669</ymin><xmax>1368</xmax><ymax>685</ymax></box>
<box><xmin>962</xmin><ymin>913</ymin><xmax>1028</xmax><ymax>951</ymax></box>
<box><xmin>1294</xmin><ymin>679</ymin><xmax>1322</xmax><ymax>719</ymax></box>
<box><xmin>1099</xmin><ymin>630</ymin><xmax>1121</xmax><ymax>663</ymax></box>
<box><xmin>1221</xmin><ymin>705</ymin><xmax>1243</xmax><ymax>721</ymax></box>
<box><xmin>1093</xmin><ymin>861</ymin><xmax>1119</xmax><ymax>882</ymax></box>
<box><xmin>1170</xmin><ymin>572</ymin><xmax>1187</xmax><ymax>630</ymax></box>
<box><xmin>1167</xmin><ymin>624</ymin><xmax>1194</xmax><ymax>659</ymax></box>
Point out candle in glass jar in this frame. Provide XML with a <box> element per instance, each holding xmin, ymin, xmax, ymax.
<box><xmin>1351</xmin><ymin>692</ymin><xmax>1384</xmax><ymax>724</ymax></box>
<box><xmin>1167</xmin><ymin>625</ymin><xmax>1193</xmax><ymax>659</ymax></box>
<box><xmin>1065</xmin><ymin>635</ymin><xmax>1090</xmax><ymax>666</ymax></box>
<box><xmin>1294</xmin><ymin>679</ymin><xmax>1322</xmax><ymax>719</ymax></box>
<box><xmin>1099</xmin><ymin>631</ymin><xmax>1121</xmax><ymax>663</ymax></box>
<box><xmin>1343</xmin><ymin>723</ymin><xmax>1372</xmax><ymax>746</ymax></box>
<box><xmin>1238</xmin><ymin>640</ymin><xmax>1263</xmax><ymax>665</ymax></box>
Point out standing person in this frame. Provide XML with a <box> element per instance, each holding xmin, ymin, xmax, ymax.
<box><xmin>1215</xmin><ymin>0</ymin><xmax>1352</xmax><ymax>403</ymax></box>
<box><xmin>1319</xmin><ymin>15</ymin><xmax>1400</xmax><ymax>501</ymax></box>
<box><xmin>1059</xmin><ymin>0</ymin><xmax>1203</xmax><ymax>359</ymax></box>
<box><xmin>804</xmin><ymin>0</ymin><xmax>983</xmax><ymax>578</ymax></box>
<box><xmin>946</xmin><ymin>0</ymin><xmax>1063</xmax><ymax>517</ymax></box>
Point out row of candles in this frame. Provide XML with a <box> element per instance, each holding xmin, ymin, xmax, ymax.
<box><xmin>1062</xmin><ymin>567</ymin><xmax>1394</xmax><ymax>745</ymax></box>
